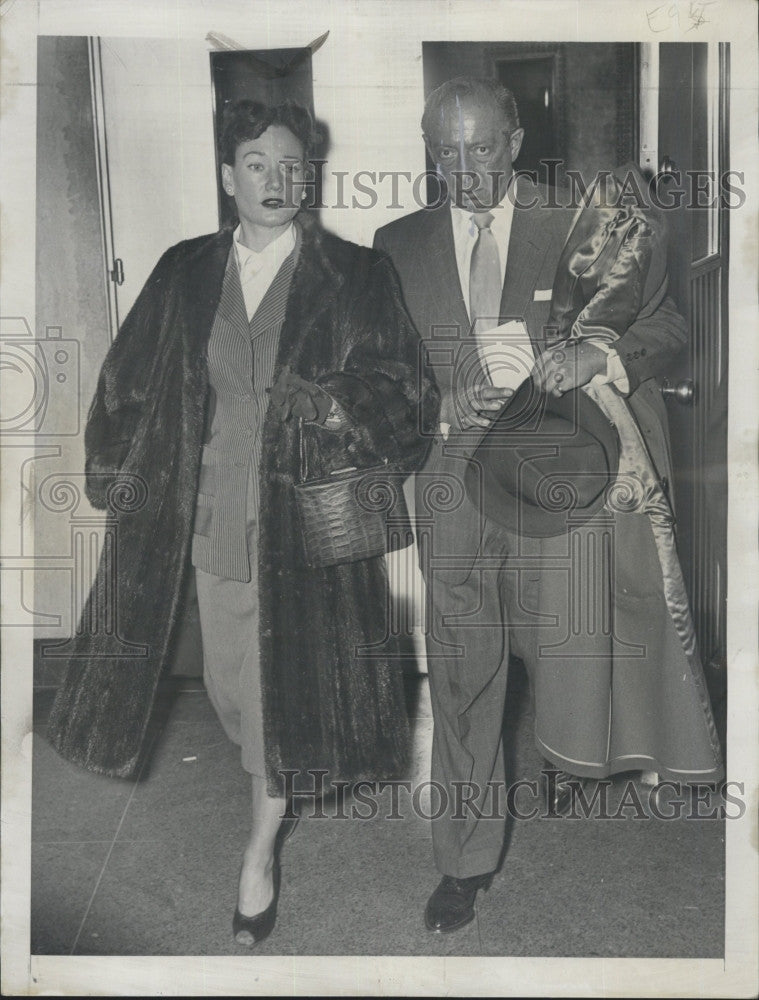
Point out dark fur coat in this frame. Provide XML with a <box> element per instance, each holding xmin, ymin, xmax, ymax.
<box><xmin>47</xmin><ymin>213</ymin><xmax>440</xmax><ymax>791</ymax></box>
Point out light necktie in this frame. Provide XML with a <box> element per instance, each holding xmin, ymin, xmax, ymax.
<box><xmin>469</xmin><ymin>212</ymin><xmax>502</xmax><ymax>336</ymax></box>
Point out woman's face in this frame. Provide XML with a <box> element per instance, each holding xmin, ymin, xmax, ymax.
<box><xmin>222</xmin><ymin>125</ymin><xmax>306</xmax><ymax>238</ymax></box>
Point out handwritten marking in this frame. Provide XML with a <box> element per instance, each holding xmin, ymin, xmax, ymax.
<box><xmin>686</xmin><ymin>0</ymin><xmax>716</xmax><ymax>31</ymax></box>
<box><xmin>646</xmin><ymin>0</ymin><xmax>716</xmax><ymax>33</ymax></box>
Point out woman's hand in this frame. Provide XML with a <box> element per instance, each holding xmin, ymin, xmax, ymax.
<box><xmin>268</xmin><ymin>366</ymin><xmax>334</xmax><ymax>424</ymax></box>
<box><xmin>532</xmin><ymin>341</ymin><xmax>607</xmax><ymax>398</ymax></box>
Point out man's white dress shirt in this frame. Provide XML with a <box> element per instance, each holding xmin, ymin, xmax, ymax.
<box><xmin>442</xmin><ymin>185</ymin><xmax>627</xmax><ymax>441</ymax></box>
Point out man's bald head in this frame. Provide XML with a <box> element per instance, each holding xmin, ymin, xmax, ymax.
<box><xmin>422</xmin><ymin>77</ymin><xmax>520</xmax><ymax>142</ymax></box>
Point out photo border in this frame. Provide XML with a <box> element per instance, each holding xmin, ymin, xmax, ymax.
<box><xmin>1</xmin><ymin>1</ymin><xmax>757</xmax><ymax>995</ymax></box>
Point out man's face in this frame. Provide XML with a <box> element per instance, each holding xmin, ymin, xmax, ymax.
<box><xmin>424</xmin><ymin>96</ymin><xmax>524</xmax><ymax>212</ymax></box>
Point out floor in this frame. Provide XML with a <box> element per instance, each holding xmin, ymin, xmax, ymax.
<box><xmin>31</xmin><ymin>665</ymin><xmax>725</xmax><ymax>957</ymax></box>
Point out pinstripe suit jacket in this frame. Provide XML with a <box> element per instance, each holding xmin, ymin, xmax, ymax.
<box><xmin>191</xmin><ymin>241</ymin><xmax>296</xmax><ymax>581</ymax></box>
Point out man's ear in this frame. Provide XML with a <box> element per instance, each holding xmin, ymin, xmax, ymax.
<box><xmin>221</xmin><ymin>162</ymin><xmax>234</xmax><ymax>197</ymax></box>
<box><xmin>509</xmin><ymin>128</ymin><xmax>525</xmax><ymax>163</ymax></box>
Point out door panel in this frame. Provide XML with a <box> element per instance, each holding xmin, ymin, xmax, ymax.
<box><xmin>98</xmin><ymin>37</ymin><xmax>219</xmax><ymax>327</ymax></box>
<box><xmin>657</xmin><ymin>42</ymin><xmax>728</xmax><ymax>679</ymax></box>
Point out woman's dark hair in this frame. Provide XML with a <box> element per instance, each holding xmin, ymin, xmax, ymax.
<box><xmin>219</xmin><ymin>99</ymin><xmax>315</xmax><ymax>166</ymax></box>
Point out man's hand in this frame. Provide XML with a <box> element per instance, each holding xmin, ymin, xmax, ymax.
<box><xmin>445</xmin><ymin>384</ymin><xmax>515</xmax><ymax>430</ymax></box>
<box><xmin>532</xmin><ymin>341</ymin><xmax>607</xmax><ymax>398</ymax></box>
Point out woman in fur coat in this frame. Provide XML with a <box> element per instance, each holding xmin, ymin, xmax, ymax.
<box><xmin>47</xmin><ymin>99</ymin><xmax>440</xmax><ymax>945</ymax></box>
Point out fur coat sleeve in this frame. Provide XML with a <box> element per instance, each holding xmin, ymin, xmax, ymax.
<box><xmin>83</xmin><ymin>245</ymin><xmax>181</xmax><ymax>509</ymax></box>
<box><xmin>309</xmin><ymin>251</ymin><xmax>440</xmax><ymax>474</ymax></box>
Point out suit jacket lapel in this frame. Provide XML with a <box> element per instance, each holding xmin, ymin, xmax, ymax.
<box><xmin>419</xmin><ymin>207</ymin><xmax>471</xmax><ymax>338</ymax></box>
<box><xmin>415</xmin><ymin>207</ymin><xmax>485</xmax><ymax>409</ymax></box>
<box><xmin>499</xmin><ymin>177</ymin><xmax>551</xmax><ymax>325</ymax></box>
<box><xmin>250</xmin><ymin>242</ymin><xmax>298</xmax><ymax>338</ymax></box>
<box><xmin>420</xmin><ymin>190</ymin><xmax>553</xmax><ymax>359</ymax></box>
<box><xmin>216</xmin><ymin>247</ymin><xmax>249</xmax><ymax>341</ymax></box>
<box><xmin>421</xmin><ymin>180</ymin><xmax>551</xmax><ymax>330</ymax></box>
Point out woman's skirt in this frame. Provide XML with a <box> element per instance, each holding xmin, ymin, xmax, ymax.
<box><xmin>194</xmin><ymin>460</ymin><xmax>267</xmax><ymax>778</ymax></box>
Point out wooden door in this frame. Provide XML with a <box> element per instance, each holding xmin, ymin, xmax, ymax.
<box><xmin>95</xmin><ymin>37</ymin><xmax>220</xmax><ymax>329</ymax></box>
<box><xmin>657</xmin><ymin>42</ymin><xmax>729</xmax><ymax>684</ymax></box>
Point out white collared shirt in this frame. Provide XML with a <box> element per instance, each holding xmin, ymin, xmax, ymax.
<box><xmin>449</xmin><ymin>181</ymin><xmax>629</xmax><ymax>400</ymax></box>
<box><xmin>450</xmin><ymin>186</ymin><xmax>515</xmax><ymax>317</ymax></box>
<box><xmin>233</xmin><ymin>223</ymin><xmax>296</xmax><ymax>321</ymax></box>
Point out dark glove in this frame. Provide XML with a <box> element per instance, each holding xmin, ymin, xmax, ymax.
<box><xmin>268</xmin><ymin>365</ymin><xmax>334</xmax><ymax>424</ymax></box>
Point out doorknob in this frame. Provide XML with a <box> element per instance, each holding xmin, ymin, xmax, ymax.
<box><xmin>653</xmin><ymin>155</ymin><xmax>679</xmax><ymax>185</ymax></box>
<box><xmin>661</xmin><ymin>378</ymin><xmax>695</xmax><ymax>405</ymax></box>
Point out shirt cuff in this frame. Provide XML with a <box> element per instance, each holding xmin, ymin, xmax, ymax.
<box><xmin>588</xmin><ymin>340</ymin><xmax>630</xmax><ymax>394</ymax></box>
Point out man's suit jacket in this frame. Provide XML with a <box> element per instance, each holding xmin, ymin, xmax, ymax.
<box><xmin>373</xmin><ymin>177</ymin><xmax>688</xmax><ymax>569</ymax></box>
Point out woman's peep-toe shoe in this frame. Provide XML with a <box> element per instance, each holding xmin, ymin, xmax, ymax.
<box><xmin>232</xmin><ymin>815</ymin><xmax>296</xmax><ymax>945</ymax></box>
<box><xmin>233</xmin><ymin>857</ymin><xmax>280</xmax><ymax>947</ymax></box>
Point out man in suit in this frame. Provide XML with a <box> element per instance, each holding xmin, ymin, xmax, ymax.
<box><xmin>373</xmin><ymin>76</ymin><xmax>717</xmax><ymax>933</ymax></box>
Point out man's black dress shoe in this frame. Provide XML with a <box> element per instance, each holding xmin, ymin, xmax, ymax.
<box><xmin>424</xmin><ymin>873</ymin><xmax>493</xmax><ymax>933</ymax></box>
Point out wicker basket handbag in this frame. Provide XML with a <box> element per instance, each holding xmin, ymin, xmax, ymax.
<box><xmin>294</xmin><ymin>419</ymin><xmax>412</xmax><ymax>568</ymax></box>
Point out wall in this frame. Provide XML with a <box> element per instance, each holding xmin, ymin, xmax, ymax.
<box><xmin>99</xmin><ymin>31</ymin><xmax>431</xmax><ymax>322</ymax></box>
<box><xmin>101</xmin><ymin>37</ymin><xmax>639</xmax><ymax>323</ymax></box>
<box><xmin>33</xmin><ymin>37</ymin><xmax>110</xmax><ymax>678</ymax></box>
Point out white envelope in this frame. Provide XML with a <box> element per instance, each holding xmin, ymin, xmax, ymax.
<box><xmin>533</xmin><ymin>288</ymin><xmax>553</xmax><ymax>301</ymax></box>
<box><xmin>477</xmin><ymin>319</ymin><xmax>535</xmax><ymax>392</ymax></box>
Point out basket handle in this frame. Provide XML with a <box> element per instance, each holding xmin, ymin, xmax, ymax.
<box><xmin>298</xmin><ymin>417</ymin><xmax>308</xmax><ymax>484</ymax></box>
<box><xmin>298</xmin><ymin>414</ymin><xmax>391</xmax><ymax>486</ymax></box>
